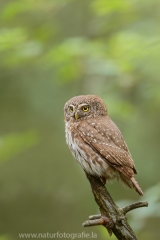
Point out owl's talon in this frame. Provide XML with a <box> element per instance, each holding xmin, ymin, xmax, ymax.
<box><xmin>100</xmin><ymin>177</ymin><xmax>106</xmax><ymax>185</ymax></box>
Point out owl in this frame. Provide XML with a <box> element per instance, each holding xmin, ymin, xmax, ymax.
<box><xmin>64</xmin><ymin>95</ymin><xmax>143</xmax><ymax>196</ymax></box>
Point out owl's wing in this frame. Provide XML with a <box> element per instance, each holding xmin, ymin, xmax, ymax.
<box><xmin>77</xmin><ymin>117</ymin><xmax>137</xmax><ymax>178</ymax></box>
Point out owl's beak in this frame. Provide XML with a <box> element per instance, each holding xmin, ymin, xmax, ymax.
<box><xmin>75</xmin><ymin>113</ymin><xmax>79</xmax><ymax>120</ymax></box>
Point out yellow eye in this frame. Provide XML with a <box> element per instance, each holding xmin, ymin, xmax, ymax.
<box><xmin>69</xmin><ymin>106</ymin><xmax>73</xmax><ymax>112</ymax></box>
<box><xmin>82</xmin><ymin>106</ymin><xmax>89</xmax><ymax>112</ymax></box>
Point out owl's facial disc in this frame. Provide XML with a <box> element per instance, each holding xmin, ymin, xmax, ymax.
<box><xmin>67</xmin><ymin>104</ymin><xmax>75</xmax><ymax>118</ymax></box>
<box><xmin>81</xmin><ymin>104</ymin><xmax>89</xmax><ymax>112</ymax></box>
<box><xmin>69</xmin><ymin>105</ymin><xmax>74</xmax><ymax>113</ymax></box>
<box><xmin>74</xmin><ymin>104</ymin><xmax>90</xmax><ymax>120</ymax></box>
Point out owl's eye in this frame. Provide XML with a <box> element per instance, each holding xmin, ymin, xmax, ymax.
<box><xmin>82</xmin><ymin>106</ymin><xmax>89</xmax><ymax>112</ymax></box>
<box><xmin>69</xmin><ymin>106</ymin><xmax>74</xmax><ymax>112</ymax></box>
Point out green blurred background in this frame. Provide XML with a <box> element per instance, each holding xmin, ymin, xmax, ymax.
<box><xmin>0</xmin><ymin>0</ymin><xmax>160</xmax><ymax>239</ymax></box>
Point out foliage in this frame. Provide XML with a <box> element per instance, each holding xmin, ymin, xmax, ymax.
<box><xmin>0</xmin><ymin>131</ymin><xmax>39</xmax><ymax>163</ymax></box>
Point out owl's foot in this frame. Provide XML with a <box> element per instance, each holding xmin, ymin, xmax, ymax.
<box><xmin>82</xmin><ymin>214</ymin><xmax>113</xmax><ymax>236</ymax></box>
<box><xmin>100</xmin><ymin>177</ymin><xmax>106</xmax><ymax>185</ymax></box>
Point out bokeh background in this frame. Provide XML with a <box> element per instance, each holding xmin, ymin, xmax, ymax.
<box><xmin>0</xmin><ymin>0</ymin><xmax>160</xmax><ymax>239</ymax></box>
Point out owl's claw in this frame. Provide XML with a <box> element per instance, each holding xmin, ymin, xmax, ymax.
<box><xmin>82</xmin><ymin>215</ymin><xmax>113</xmax><ymax>236</ymax></box>
<box><xmin>100</xmin><ymin>177</ymin><xmax>106</xmax><ymax>185</ymax></box>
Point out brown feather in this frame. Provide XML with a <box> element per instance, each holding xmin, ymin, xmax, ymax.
<box><xmin>78</xmin><ymin>116</ymin><xmax>136</xmax><ymax>175</ymax></box>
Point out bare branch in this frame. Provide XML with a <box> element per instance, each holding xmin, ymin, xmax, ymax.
<box><xmin>89</xmin><ymin>214</ymin><xmax>101</xmax><ymax>220</ymax></box>
<box><xmin>122</xmin><ymin>201</ymin><xmax>148</xmax><ymax>215</ymax></box>
<box><xmin>83</xmin><ymin>173</ymin><xmax>148</xmax><ymax>240</ymax></box>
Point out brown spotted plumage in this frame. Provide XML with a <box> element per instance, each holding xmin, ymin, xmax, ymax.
<box><xmin>64</xmin><ymin>95</ymin><xmax>143</xmax><ymax>196</ymax></box>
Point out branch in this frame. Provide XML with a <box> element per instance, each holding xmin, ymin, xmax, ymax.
<box><xmin>122</xmin><ymin>201</ymin><xmax>148</xmax><ymax>215</ymax></box>
<box><xmin>83</xmin><ymin>173</ymin><xmax>148</xmax><ymax>240</ymax></box>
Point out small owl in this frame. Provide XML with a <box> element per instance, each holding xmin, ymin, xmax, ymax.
<box><xmin>64</xmin><ymin>95</ymin><xmax>143</xmax><ymax>196</ymax></box>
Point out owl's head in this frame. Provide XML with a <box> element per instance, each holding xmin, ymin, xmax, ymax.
<box><xmin>64</xmin><ymin>95</ymin><xmax>107</xmax><ymax>121</ymax></box>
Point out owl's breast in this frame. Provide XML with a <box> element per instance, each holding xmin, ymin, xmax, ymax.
<box><xmin>65</xmin><ymin>122</ymin><xmax>114</xmax><ymax>179</ymax></box>
<box><xmin>65</xmin><ymin>122</ymin><xmax>86</xmax><ymax>164</ymax></box>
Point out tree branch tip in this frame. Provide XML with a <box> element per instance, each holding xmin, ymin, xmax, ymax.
<box><xmin>122</xmin><ymin>201</ymin><xmax>149</xmax><ymax>215</ymax></box>
<box><xmin>83</xmin><ymin>215</ymin><xmax>113</xmax><ymax>236</ymax></box>
<box><xmin>82</xmin><ymin>218</ymin><xmax>104</xmax><ymax>227</ymax></box>
<box><xmin>89</xmin><ymin>214</ymin><xmax>101</xmax><ymax>220</ymax></box>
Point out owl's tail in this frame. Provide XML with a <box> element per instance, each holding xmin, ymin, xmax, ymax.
<box><xmin>120</xmin><ymin>174</ymin><xmax>143</xmax><ymax>196</ymax></box>
<box><xmin>131</xmin><ymin>176</ymin><xmax>143</xmax><ymax>196</ymax></box>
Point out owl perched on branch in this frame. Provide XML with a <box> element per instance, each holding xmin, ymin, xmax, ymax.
<box><xmin>64</xmin><ymin>95</ymin><xmax>143</xmax><ymax>196</ymax></box>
